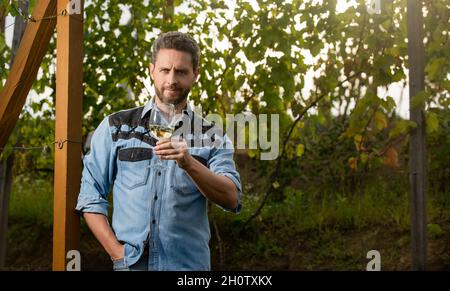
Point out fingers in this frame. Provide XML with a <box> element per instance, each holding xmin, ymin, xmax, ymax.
<box><xmin>160</xmin><ymin>154</ymin><xmax>183</xmax><ymax>160</ymax></box>
<box><xmin>154</xmin><ymin>143</ymin><xmax>171</xmax><ymax>151</ymax></box>
<box><xmin>156</xmin><ymin>136</ymin><xmax>183</xmax><ymax>145</ymax></box>
<box><xmin>154</xmin><ymin>138</ymin><xmax>188</xmax><ymax>163</ymax></box>
<box><xmin>155</xmin><ymin>139</ymin><xmax>187</xmax><ymax>151</ymax></box>
<box><xmin>154</xmin><ymin>149</ymin><xmax>179</xmax><ymax>156</ymax></box>
<box><xmin>155</xmin><ymin>139</ymin><xmax>171</xmax><ymax>148</ymax></box>
<box><xmin>172</xmin><ymin>141</ymin><xmax>187</xmax><ymax>150</ymax></box>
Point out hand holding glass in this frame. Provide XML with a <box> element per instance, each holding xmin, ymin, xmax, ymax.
<box><xmin>148</xmin><ymin>103</ymin><xmax>177</xmax><ymax>165</ymax></box>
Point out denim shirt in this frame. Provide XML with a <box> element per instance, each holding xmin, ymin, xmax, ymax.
<box><xmin>75</xmin><ymin>101</ymin><xmax>242</xmax><ymax>271</ymax></box>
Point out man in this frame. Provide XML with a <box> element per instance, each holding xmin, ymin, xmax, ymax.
<box><xmin>76</xmin><ymin>32</ymin><xmax>242</xmax><ymax>271</ymax></box>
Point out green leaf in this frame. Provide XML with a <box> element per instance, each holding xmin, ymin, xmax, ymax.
<box><xmin>321</xmin><ymin>76</ymin><xmax>338</xmax><ymax>92</ymax></box>
<box><xmin>310</xmin><ymin>41</ymin><xmax>323</xmax><ymax>56</ymax></box>
<box><xmin>291</xmin><ymin>100</ymin><xmax>304</xmax><ymax>116</ymax></box>
<box><xmin>360</xmin><ymin>152</ymin><xmax>369</xmax><ymax>164</ymax></box>
<box><xmin>384</xmin><ymin>96</ymin><xmax>397</xmax><ymax>111</ymax></box>
<box><xmin>296</xmin><ymin>144</ymin><xmax>305</xmax><ymax>158</ymax></box>
<box><xmin>240</xmin><ymin>18</ymin><xmax>253</xmax><ymax>35</ymax></box>
<box><xmin>348</xmin><ymin>157</ymin><xmax>357</xmax><ymax>170</ymax></box>
<box><xmin>410</xmin><ymin>91</ymin><xmax>430</xmax><ymax>109</ymax></box>
<box><xmin>374</xmin><ymin>111</ymin><xmax>388</xmax><ymax>131</ymax></box>
<box><xmin>0</xmin><ymin>35</ymin><xmax>6</xmax><ymax>51</ymax></box>
<box><xmin>442</xmin><ymin>80</ymin><xmax>450</xmax><ymax>92</ymax></box>
<box><xmin>317</xmin><ymin>111</ymin><xmax>326</xmax><ymax>125</ymax></box>
<box><xmin>353</xmin><ymin>134</ymin><xmax>365</xmax><ymax>152</ymax></box>
<box><xmin>272</xmin><ymin>181</ymin><xmax>280</xmax><ymax>189</ymax></box>
<box><xmin>425</xmin><ymin>58</ymin><xmax>445</xmax><ymax>81</ymax></box>
<box><xmin>426</xmin><ymin>111</ymin><xmax>439</xmax><ymax>133</ymax></box>
<box><xmin>247</xmin><ymin>149</ymin><xmax>258</xmax><ymax>158</ymax></box>
<box><xmin>427</xmin><ymin>223</ymin><xmax>443</xmax><ymax>239</ymax></box>
<box><xmin>389</xmin><ymin>120</ymin><xmax>417</xmax><ymax>139</ymax></box>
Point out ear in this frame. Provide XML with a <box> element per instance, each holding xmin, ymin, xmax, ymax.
<box><xmin>193</xmin><ymin>67</ymin><xmax>200</xmax><ymax>82</ymax></box>
<box><xmin>149</xmin><ymin>63</ymin><xmax>155</xmax><ymax>80</ymax></box>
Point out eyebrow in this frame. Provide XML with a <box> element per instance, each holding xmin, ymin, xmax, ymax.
<box><xmin>158</xmin><ymin>66</ymin><xmax>189</xmax><ymax>73</ymax></box>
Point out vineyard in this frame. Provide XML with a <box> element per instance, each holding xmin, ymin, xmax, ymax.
<box><xmin>0</xmin><ymin>0</ymin><xmax>449</xmax><ymax>271</ymax></box>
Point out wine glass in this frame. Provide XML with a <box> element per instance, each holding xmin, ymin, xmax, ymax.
<box><xmin>148</xmin><ymin>102</ymin><xmax>176</xmax><ymax>166</ymax></box>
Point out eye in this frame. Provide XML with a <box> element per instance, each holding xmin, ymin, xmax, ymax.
<box><xmin>160</xmin><ymin>68</ymin><xmax>170</xmax><ymax>73</ymax></box>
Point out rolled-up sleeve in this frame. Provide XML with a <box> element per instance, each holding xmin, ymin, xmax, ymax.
<box><xmin>75</xmin><ymin>117</ymin><xmax>115</xmax><ymax>216</ymax></box>
<box><xmin>207</xmin><ymin>135</ymin><xmax>242</xmax><ymax>214</ymax></box>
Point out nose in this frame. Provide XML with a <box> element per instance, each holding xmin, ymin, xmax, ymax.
<box><xmin>166</xmin><ymin>69</ymin><xmax>178</xmax><ymax>86</ymax></box>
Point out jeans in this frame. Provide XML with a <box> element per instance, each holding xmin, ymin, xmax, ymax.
<box><xmin>113</xmin><ymin>254</ymin><xmax>149</xmax><ymax>271</ymax></box>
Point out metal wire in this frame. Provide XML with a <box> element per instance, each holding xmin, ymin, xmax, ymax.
<box><xmin>3</xmin><ymin>8</ymin><xmax>77</xmax><ymax>32</ymax></box>
<box><xmin>0</xmin><ymin>139</ymin><xmax>83</xmax><ymax>152</ymax></box>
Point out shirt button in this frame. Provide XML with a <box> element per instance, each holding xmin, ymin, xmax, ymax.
<box><xmin>152</xmin><ymin>219</ymin><xmax>156</xmax><ymax>224</ymax></box>
<box><xmin>157</xmin><ymin>171</ymin><xmax>161</xmax><ymax>176</ymax></box>
<box><xmin>154</xmin><ymin>196</ymin><xmax>158</xmax><ymax>200</ymax></box>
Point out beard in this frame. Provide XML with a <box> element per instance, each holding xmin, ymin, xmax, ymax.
<box><xmin>154</xmin><ymin>85</ymin><xmax>191</xmax><ymax>106</ymax></box>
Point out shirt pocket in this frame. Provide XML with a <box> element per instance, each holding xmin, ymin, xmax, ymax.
<box><xmin>117</xmin><ymin>147</ymin><xmax>152</xmax><ymax>190</ymax></box>
<box><xmin>172</xmin><ymin>168</ymin><xmax>198</xmax><ymax>195</ymax></box>
<box><xmin>171</xmin><ymin>155</ymin><xmax>208</xmax><ymax>195</ymax></box>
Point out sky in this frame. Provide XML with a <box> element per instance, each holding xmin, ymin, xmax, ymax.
<box><xmin>3</xmin><ymin>0</ymin><xmax>410</xmax><ymax>118</ymax></box>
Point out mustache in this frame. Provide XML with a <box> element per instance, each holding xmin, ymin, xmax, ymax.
<box><xmin>164</xmin><ymin>86</ymin><xmax>181</xmax><ymax>91</ymax></box>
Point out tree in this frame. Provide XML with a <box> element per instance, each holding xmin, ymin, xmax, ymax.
<box><xmin>0</xmin><ymin>0</ymin><xmax>448</xmax><ymax>224</ymax></box>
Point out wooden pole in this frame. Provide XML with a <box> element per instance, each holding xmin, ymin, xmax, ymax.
<box><xmin>10</xmin><ymin>1</ymin><xmax>30</xmax><ymax>64</ymax></box>
<box><xmin>0</xmin><ymin>155</ymin><xmax>13</xmax><ymax>268</ymax></box>
<box><xmin>0</xmin><ymin>6</ymin><xmax>6</xmax><ymax>34</ymax></box>
<box><xmin>407</xmin><ymin>0</ymin><xmax>427</xmax><ymax>271</ymax></box>
<box><xmin>0</xmin><ymin>0</ymin><xmax>29</xmax><ymax>269</ymax></box>
<box><xmin>0</xmin><ymin>0</ymin><xmax>57</xmax><ymax>151</ymax></box>
<box><xmin>53</xmin><ymin>0</ymin><xmax>83</xmax><ymax>271</ymax></box>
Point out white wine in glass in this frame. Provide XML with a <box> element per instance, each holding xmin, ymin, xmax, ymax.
<box><xmin>148</xmin><ymin>102</ymin><xmax>176</xmax><ymax>166</ymax></box>
<box><xmin>149</xmin><ymin>124</ymin><xmax>174</xmax><ymax>140</ymax></box>
<box><xmin>148</xmin><ymin>102</ymin><xmax>175</xmax><ymax>140</ymax></box>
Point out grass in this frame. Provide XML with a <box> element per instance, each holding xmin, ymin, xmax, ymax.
<box><xmin>4</xmin><ymin>174</ymin><xmax>450</xmax><ymax>270</ymax></box>
<box><xmin>9</xmin><ymin>173</ymin><xmax>447</xmax><ymax>234</ymax></box>
<box><xmin>225</xmin><ymin>181</ymin><xmax>449</xmax><ymax>233</ymax></box>
<box><xmin>224</xmin><ymin>185</ymin><xmax>412</xmax><ymax>233</ymax></box>
<box><xmin>8</xmin><ymin>175</ymin><xmax>54</xmax><ymax>228</ymax></box>
<box><xmin>210</xmin><ymin>180</ymin><xmax>450</xmax><ymax>270</ymax></box>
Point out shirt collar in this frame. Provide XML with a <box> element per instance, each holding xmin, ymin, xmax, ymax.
<box><xmin>141</xmin><ymin>98</ymin><xmax>193</xmax><ymax>119</ymax></box>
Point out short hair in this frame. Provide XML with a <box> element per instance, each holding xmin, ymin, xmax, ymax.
<box><xmin>151</xmin><ymin>31</ymin><xmax>200</xmax><ymax>70</ymax></box>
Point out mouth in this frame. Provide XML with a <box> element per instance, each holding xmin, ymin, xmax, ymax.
<box><xmin>164</xmin><ymin>88</ymin><xmax>181</xmax><ymax>96</ymax></box>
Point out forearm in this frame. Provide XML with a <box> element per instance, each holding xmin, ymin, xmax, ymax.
<box><xmin>183</xmin><ymin>156</ymin><xmax>239</xmax><ymax>210</ymax></box>
<box><xmin>83</xmin><ymin>212</ymin><xmax>124</xmax><ymax>260</ymax></box>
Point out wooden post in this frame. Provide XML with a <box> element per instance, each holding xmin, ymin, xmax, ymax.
<box><xmin>0</xmin><ymin>0</ymin><xmax>29</xmax><ymax>269</ymax></box>
<box><xmin>0</xmin><ymin>6</ymin><xmax>6</xmax><ymax>34</ymax></box>
<box><xmin>0</xmin><ymin>0</ymin><xmax>57</xmax><ymax>151</ymax></box>
<box><xmin>10</xmin><ymin>1</ymin><xmax>30</xmax><ymax>63</ymax></box>
<box><xmin>407</xmin><ymin>0</ymin><xmax>427</xmax><ymax>271</ymax></box>
<box><xmin>0</xmin><ymin>155</ymin><xmax>14</xmax><ymax>268</ymax></box>
<box><xmin>53</xmin><ymin>0</ymin><xmax>83</xmax><ymax>271</ymax></box>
